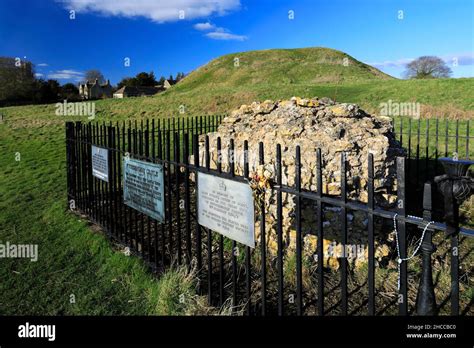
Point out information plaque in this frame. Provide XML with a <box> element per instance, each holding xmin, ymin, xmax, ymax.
<box><xmin>123</xmin><ymin>157</ymin><xmax>165</xmax><ymax>222</ymax></box>
<box><xmin>91</xmin><ymin>145</ymin><xmax>109</xmax><ymax>182</ymax></box>
<box><xmin>197</xmin><ymin>172</ymin><xmax>255</xmax><ymax>248</ymax></box>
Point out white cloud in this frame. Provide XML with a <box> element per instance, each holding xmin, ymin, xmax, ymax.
<box><xmin>37</xmin><ymin>63</ymin><xmax>48</xmax><ymax>67</ymax></box>
<box><xmin>35</xmin><ymin>73</ymin><xmax>44</xmax><ymax>77</ymax></box>
<box><xmin>194</xmin><ymin>21</ymin><xmax>247</xmax><ymax>41</ymax></box>
<box><xmin>205</xmin><ymin>31</ymin><xmax>247</xmax><ymax>41</ymax></box>
<box><xmin>48</xmin><ymin>69</ymin><xmax>84</xmax><ymax>81</ymax></box>
<box><xmin>58</xmin><ymin>0</ymin><xmax>241</xmax><ymax>23</ymax></box>
<box><xmin>194</xmin><ymin>22</ymin><xmax>216</xmax><ymax>31</ymax></box>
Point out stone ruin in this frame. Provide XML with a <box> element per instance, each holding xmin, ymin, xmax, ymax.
<box><xmin>192</xmin><ymin>97</ymin><xmax>406</xmax><ymax>269</ymax></box>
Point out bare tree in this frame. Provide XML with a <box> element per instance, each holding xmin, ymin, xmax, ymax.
<box><xmin>84</xmin><ymin>69</ymin><xmax>105</xmax><ymax>84</ymax></box>
<box><xmin>404</xmin><ymin>56</ymin><xmax>452</xmax><ymax>79</ymax></box>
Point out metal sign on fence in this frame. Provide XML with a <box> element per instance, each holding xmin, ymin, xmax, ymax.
<box><xmin>123</xmin><ymin>157</ymin><xmax>165</xmax><ymax>222</ymax></box>
<box><xmin>91</xmin><ymin>145</ymin><xmax>109</xmax><ymax>182</ymax></box>
<box><xmin>197</xmin><ymin>172</ymin><xmax>255</xmax><ymax>247</ymax></box>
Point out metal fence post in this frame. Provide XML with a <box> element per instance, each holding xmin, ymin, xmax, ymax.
<box><xmin>415</xmin><ymin>182</ymin><xmax>437</xmax><ymax>315</ymax></box>
<box><xmin>435</xmin><ymin>157</ymin><xmax>474</xmax><ymax>315</ymax></box>
<box><xmin>397</xmin><ymin>157</ymin><xmax>408</xmax><ymax>315</ymax></box>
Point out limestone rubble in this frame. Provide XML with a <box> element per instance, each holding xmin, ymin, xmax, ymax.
<box><xmin>192</xmin><ymin>97</ymin><xmax>405</xmax><ymax>269</ymax></box>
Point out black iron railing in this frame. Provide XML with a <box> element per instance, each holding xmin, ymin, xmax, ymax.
<box><xmin>65</xmin><ymin>115</ymin><xmax>473</xmax><ymax>316</ymax></box>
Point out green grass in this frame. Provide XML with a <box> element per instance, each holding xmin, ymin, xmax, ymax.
<box><xmin>67</xmin><ymin>77</ymin><xmax>474</xmax><ymax>119</ymax></box>
<box><xmin>392</xmin><ymin>117</ymin><xmax>473</xmax><ymax>159</ymax></box>
<box><xmin>2</xmin><ymin>78</ymin><xmax>472</xmax><ymax>127</ymax></box>
<box><xmin>0</xmin><ymin>120</ymin><xmax>216</xmax><ymax>315</ymax></box>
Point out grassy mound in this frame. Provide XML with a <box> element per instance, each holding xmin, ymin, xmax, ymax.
<box><xmin>175</xmin><ymin>47</ymin><xmax>392</xmax><ymax>91</ymax></box>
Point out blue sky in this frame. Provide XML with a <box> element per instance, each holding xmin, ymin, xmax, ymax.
<box><xmin>0</xmin><ymin>0</ymin><xmax>472</xmax><ymax>84</ymax></box>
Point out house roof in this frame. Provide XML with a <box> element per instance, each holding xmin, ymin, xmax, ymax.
<box><xmin>114</xmin><ymin>86</ymin><xmax>127</xmax><ymax>94</ymax></box>
<box><xmin>113</xmin><ymin>86</ymin><xmax>162</xmax><ymax>95</ymax></box>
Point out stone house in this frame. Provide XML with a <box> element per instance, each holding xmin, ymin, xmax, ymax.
<box><xmin>79</xmin><ymin>79</ymin><xmax>113</xmax><ymax>99</ymax></box>
<box><xmin>112</xmin><ymin>79</ymin><xmax>174</xmax><ymax>99</ymax></box>
<box><xmin>113</xmin><ymin>85</ymin><xmax>163</xmax><ymax>99</ymax></box>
